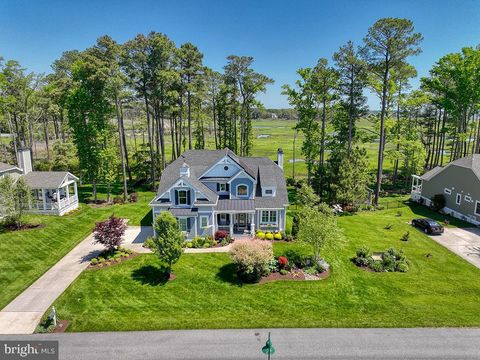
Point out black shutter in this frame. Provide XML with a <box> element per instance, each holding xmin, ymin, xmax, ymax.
<box><xmin>226</xmin><ymin>183</ymin><xmax>230</xmax><ymax>192</ymax></box>
<box><xmin>187</xmin><ymin>190</ymin><xmax>191</xmax><ymax>205</ymax></box>
<box><xmin>216</xmin><ymin>183</ymin><xmax>220</xmax><ymax>191</ymax></box>
<box><xmin>174</xmin><ymin>190</ymin><xmax>178</xmax><ymax>205</ymax></box>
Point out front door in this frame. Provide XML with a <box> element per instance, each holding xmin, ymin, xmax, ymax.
<box><xmin>237</xmin><ymin>213</ymin><xmax>246</xmax><ymax>227</ymax></box>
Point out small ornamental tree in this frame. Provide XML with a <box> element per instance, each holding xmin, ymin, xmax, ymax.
<box><xmin>230</xmin><ymin>240</ymin><xmax>274</xmax><ymax>282</ymax></box>
<box><xmin>152</xmin><ymin>212</ymin><xmax>184</xmax><ymax>274</ymax></box>
<box><xmin>93</xmin><ymin>215</ymin><xmax>127</xmax><ymax>252</ymax></box>
<box><xmin>0</xmin><ymin>175</ymin><xmax>31</xmax><ymax>228</ymax></box>
<box><xmin>0</xmin><ymin>175</ymin><xmax>17</xmax><ymax>226</ymax></box>
<box><xmin>14</xmin><ymin>177</ymin><xmax>32</xmax><ymax>226</ymax></box>
<box><xmin>297</xmin><ymin>204</ymin><xmax>343</xmax><ymax>261</ymax></box>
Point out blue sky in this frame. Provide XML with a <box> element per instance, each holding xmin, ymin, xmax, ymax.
<box><xmin>1</xmin><ymin>0</ymin><xmax>479</xmax><ymax>109</ymax></box>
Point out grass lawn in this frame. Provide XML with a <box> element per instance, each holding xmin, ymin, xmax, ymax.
<box><xmin>0</xmin><ymin>186</ymin><xmax>154</xmax><ymax>310</ymax></box>
<box><xmin>52</xmin><ymin>203</ymin><xmax>480</xmax><ymax>331</ymax></box>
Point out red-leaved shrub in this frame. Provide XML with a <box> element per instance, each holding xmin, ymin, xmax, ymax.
<box><xmin>215</xmin><ymin>230</ymin><xmax>228</xmax><ymax>240</ymax></box>
<box><xmin>93</xmin><ymin>215</ymin><xmax>127</xmax><ymax>252</ymax></box>
<box><xmin>278</xmin><ymin>256</ymin><xmax>288</xmax><ymax>269</ymax></box>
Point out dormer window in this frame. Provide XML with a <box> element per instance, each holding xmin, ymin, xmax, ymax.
<box><xmin>175</xmin><ymin>189</ymin><xmax>190</xmax><ymax>205</ymax></box>
<box><xmin>262</xmin><ymin>187</ymin><xmax>276</xmax><ymax>197</ymax></box>
<box><xmin>237</xmin><ymin>184</ymin><xmax>248</xmax><ymax>196</ymax></box>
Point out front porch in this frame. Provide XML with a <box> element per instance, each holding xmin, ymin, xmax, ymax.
<box><xmin>411</xmin><ymin>175</ymin><xmax>423</xmax><ymax>202</ymax></box>
<box><xmin>216</xmin><ymin>212</ymin><xmax>255</xmax><ymax>235</ymax></box>
<box><xmin>27</xmin><ymin>173</ymin><xmax>79</xmax><ymax>216</ymax></box>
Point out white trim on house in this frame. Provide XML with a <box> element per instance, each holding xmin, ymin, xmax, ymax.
<box><xmin>444</xmin><ymin>188</ymin><xmax>452</xmax><ymax>195</ymax></box>
<box><xmin>260</xmin><ymin>210</ymin><xmax>278</xmax><ymax>226</ymax></box>
<box><xmin>200</xmin><ymin>215</ymin><xmax>209</xmax><ymax>228</ymax></box>
<box><xmin>475</xmin><ymin>201</ymin><xmax>480</xmax><ymax>217</ymax></box>
<box><xmin>236</xmin><ymin>183</ymin><xmax>249</xmax><ymax>197</ymax></box>
<box><xmin>465</xmin><ymin>195</ymin><xmax>473</xmax><ymax>202</ymax></box>
<box><xmin>154</xmin><ymin>178</ymin><xmax>209</xmax><ymax>204</ymax></box>
<box><xmin>456</xmin><ymin>193</ymin><xmax>462</xmax><ymax>205</ymax></box>
<box><xmin>227</xmin><ymin>169</ymin><xmax>256</xmax><ymax>184</ymax></box>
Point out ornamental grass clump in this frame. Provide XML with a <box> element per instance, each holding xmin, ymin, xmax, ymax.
<box><xmin>230</xmin><ymin>240</ymin><xmax>274</xmax><ymax>282</ymax></box>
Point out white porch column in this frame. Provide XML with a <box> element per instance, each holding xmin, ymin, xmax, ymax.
<box><xmin>250</xmin><ymin>213</ymin><xmax>255</xmax><ymax>235</ymax></box>
<box><xmin>229</xmin><ymin>213</ymin><xmax>234</xmax><ymax>235</ymax></box>
<box><xmin>42</xmin><ymin>189</ymin><xmax>47</xmax><ymax>211</ymax></box>
<box><xmin>193</xmin><ymin>217</ymin><xmax>197</xmax><ymax>238</ymax></box>
<box><xmin>74</xmin><ymin>181</ymin><xmax>78</xmax><ymax>198</ymax></box>
<box><xmin>212</xmin><ymin>212</ymin><xmax>216</xmax><ymax>235</ymax></box>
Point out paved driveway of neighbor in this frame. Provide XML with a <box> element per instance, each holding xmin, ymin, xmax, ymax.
<box><xmin>0</xmin><ymin>233</ymin><xmax>103</xmax><ymax>335</ymax></box>
<box><xmin>429</xmin><ymin>227</ymin><xmax>480</xmax><ymax>269</ymax></box>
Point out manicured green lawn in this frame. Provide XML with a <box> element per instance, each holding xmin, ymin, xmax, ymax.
<box><xmin>0</xmin><ymin>187</ymin><xmax>154</xmax><ymax>310</ymax></box>
<box><xmin>52</xmin><ymin>203</ymin><xmax>480</xmax><ymax>331</ymax></box>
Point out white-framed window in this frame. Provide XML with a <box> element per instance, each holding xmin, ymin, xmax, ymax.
<box><xmin>456</xmin><ymin>193</ymin><xmax>462</xmax><ymax>205</ymax></box>
<box><xmin>475</xmin><ymin>201</ymin><xmax>480</xmax><ymax>216</ymax></box>
<box><xmin>465</xmin><ymin>195</ymin><xmax>472</xmax><ymax>203</ymax></box>
<box><xmin>177</xmin><ymin>190</ymin><xmax>189</xmax><ymax>205</ymax></box>
<box><xmin>265</xmin><ymin>189</ymin><xmax>273</xmax><ymax>195</ymax></box>
<box><xmin>178</xmin><ymin>218</ymin><xmax>188</xmax><ymax>232</ymax></box>
<box><xmin>237</xmin><ymin>184</ymin><xmax>248</xmax><ymax>196</ymax></box>
<box><xmin>200</xmin><ymin>215</ymin><xmax>209</xmax><ymax>228</ymax></box>
<box><xmin>261</xmin><ymin>210</ymin><xmax>277</xmax><ymax>224</ymax></box>
<box><xmin>444</xmin><ymin>188</ymin><xmax>452</xmax><ymax>195</ymax></box>
<box><xmin>219</xmin><ymin>183</ymin><xmax>227</xmax><ymax>192</ymax></box>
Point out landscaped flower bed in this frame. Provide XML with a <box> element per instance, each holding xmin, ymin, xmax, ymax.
<box><xmin>185</xmin><ymin>234</ymin><xmax>234</xmax><ymax>248</ymax></box>
<box><xmin>229</xmin><ymin>240</ymin><xmax>329</xmax><ymax>283</ymax></box>
<box><xmin>255</xmin><ymin>229</ymin><xmax>293</xmax><ymax>241</ymax></box>
<box><xmin>89</xmin><ymin>247</ymin><xmax>136</xmax><ymax>269</ymax></box>
<box><xmin>353</xmin><ymin>246</ymin><xmax>409</xmax><ymax>272</ymax></box>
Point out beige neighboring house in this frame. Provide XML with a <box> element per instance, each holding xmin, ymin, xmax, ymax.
<box><xmin>411</xmin><ymin>154</ymin><xmax>480</xmax><ymax>225</ymax></box>
<box><xmin>0</xmin><ymin>148</ymin><xmax>79</xmax><ymax>216</ymax></box>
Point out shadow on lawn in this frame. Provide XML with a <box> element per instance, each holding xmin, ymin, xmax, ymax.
<box><xmin>215</xmin><ymin>263</ymin><xmax>243</xmax><ymax>286</ymax></box>
<box><xmin>131</xmin><ymin>265</ymin><xmax>169</xmax><ymax>286</ymax></box>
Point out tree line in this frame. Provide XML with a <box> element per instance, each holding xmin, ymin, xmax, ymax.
<box><xmin>0</xmin><ymin>32</ymin><xmax>272</xmax><ymax>200</ymax></box>
<box><xmin>285</xmin><ymin>17</ymin><xmax>480</xmax><ymax>207</ymax></box>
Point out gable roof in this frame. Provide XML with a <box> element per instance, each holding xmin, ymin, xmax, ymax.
<box><xmin>156</xmin><ymin>149</ymin><xmax>288</xmax><ymax>209</ymax></box>
<box><xmin>23</xmin><ymin>171</ymin><xmax>77</xmax><ymax>189</ymax></box>
<box><xmin>421</xmin><ymin>155</ymin><xmax>480</xmax><ymax>182</ymax></box>
<box><xmin>0</xmin><ymin>162</ymin><xmax>21</xmax><ymax>173</ymax></box>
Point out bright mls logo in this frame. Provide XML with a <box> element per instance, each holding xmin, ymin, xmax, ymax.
<box><xmin>0</xmin><ymin>341</ymin><xmax>58</xmax><ymax>360</ymax></box>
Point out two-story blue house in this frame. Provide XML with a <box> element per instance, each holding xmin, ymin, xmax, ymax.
<box><xmin>149</xmin><ymin>148</ymin><xmax>288</xmax><ymax>238</ymax></box>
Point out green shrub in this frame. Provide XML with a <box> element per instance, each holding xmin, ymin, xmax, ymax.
<box><xmin>98</xmin><ymin>258</ymin><xmax>106</xmax><ymax>264</ymax></box>
<box><xmin>384</xmin><ymin>223</ymin><xmax>393</xmax><ymax>230</ymax></box>
<box><xmin>274</xmin><ymin>232</ymin><xmax>282</xmax><ymax>240</ymax></box>
<box><xmin>143</xmin><ymin>237</ymin><xmax>156</xmax><ymax>251</ymax></box>
<box><xmin>186</xmin><ymin>242</ymin><xmax>193</xmax><ymax>248</ymax></box>
<box><xmin>431</xmin><ymin>194</ymin><xmax>446</xmax><ymax>211</ymax></box>
<box><xmin>401</xmin><ymin>231</ymin><xmax>410</xmax><ymax>242</ymax></box>
<box><xmin>220</xmin><ymin>239</ymin><xmax>228</xmax><ymax>246</ymax></box>
<box><xmin>284</xmin><ymin>249</ymin><xmax>314</xmax><ymax>268</ymax></box>
<box><xmin>395</xmin><ymin>261</ymin><xmax>409</xmax><ymax>272</ymax></box>
<box><xmin>265</xmin><ymin>232</ymin><xmax>274</xmax><ymax>240</ymax></box>
<box><xmin>284</xmin><ymin>234</ymin><xmax>294</xmax><ymax>242</ymax></box>
<box><xmin>256</xmin><ymin>231</ymin><xmax>265</xmax><ymax>240</ymax></box>
<box><xmin>90</xmin><ymin>258</ymin><xmax>98</xmax><ymax>265</ymax></box>
<box><xmin>304</xmin><ymin>267</ymin><xmax>317</xmax><ymax>275</ymax></box>
<box><xmin>279</xmin><ymin>269</ymin><xmax>288</xmax><ymax>275</ymax></box>
<box><xmin>369</xmin><ymin>261</ymin><xmax>384</xmax><ymax>272</ymax></box>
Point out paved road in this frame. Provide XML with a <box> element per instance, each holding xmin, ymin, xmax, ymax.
<box><xmin>429</xmin><ymin>227</ymin><xmax>480</xmax><ymax>269</ymax></box>
<box><xmin>1</xmin><ymin>328</ymin><xmax>480</xmax><ymax>359</ymax></box>
<box><xmin>0</xmin><ymin>234</ymin><xmax>103</xmax><ymax>334</ymax></box>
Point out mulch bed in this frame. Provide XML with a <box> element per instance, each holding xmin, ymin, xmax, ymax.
<box><xmin>259</xmin><ymin>269</ymin><xmax>330</xmax><ymax>284</ymax></box>
<box><xmin>88</xmin><ymin>252</ymin><xmax>139</xmax><ymax>269</ymax></box>
<box><xmin>1</xmin><ymin>223</ymin><xmax>45</xmax><ymax>232</ymax></box>
<box><xmin>52</xmin><ymin>320</ymin><xmax>69</xmax><ymax>333</ymax></box>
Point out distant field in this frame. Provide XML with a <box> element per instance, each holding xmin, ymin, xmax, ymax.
<box><xmin>4</xmin><ymin>117</ymin><xmax>414</xmax><ymax>180</ymax></box>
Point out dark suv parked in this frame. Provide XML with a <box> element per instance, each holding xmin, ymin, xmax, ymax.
<box><xmin>412</xmin><ymin>218</ymin><xmax>444</xmax><ymax>235</ymax></box>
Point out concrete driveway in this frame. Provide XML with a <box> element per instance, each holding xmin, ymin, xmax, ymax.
<box><xmin>428</xmin><ymin>227</ymin><xmax>480</xmax><ymax>269</ymax></box>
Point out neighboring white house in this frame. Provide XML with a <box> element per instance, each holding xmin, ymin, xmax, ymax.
<box><xmin>0</xmin><ymin>148</ymin><xmax>79</xmax><ymax>216</ymax></box>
